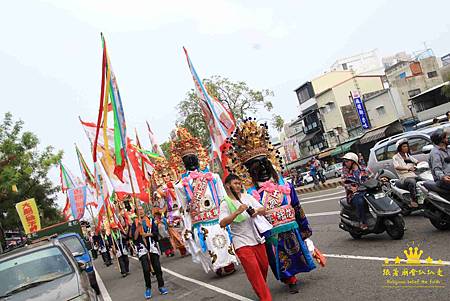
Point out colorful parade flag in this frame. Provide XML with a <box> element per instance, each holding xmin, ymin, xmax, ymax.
<box><xmin>183</xmin><ymin>47</ymin><xmax>235</xmax><ymax>174</ymax></box>
<box><xmin>146</xmin><ymin>121</ymin><xmax>165</xmax><ymax>157</ymax></box>
<box><xmin>67</xmin><ymin>186</ymin><xmax>87</xmax><ymax>220</ymax></box>
<box><xmin>60</xmin><ymin>162</ymin><xmax>78</xmax><ymax>192</ymax></box>
<box><xmin>62</xmin><ymin>198</ymin><xmax>72</xmax><ymax>221</ymax></box>
<box><xmin>81</xmin><ymin>118</ymin><xmax>149</xmax><ymax>202</ymax></box>
<box><xmin>93</xmin><ymin>33</ymin><xmax>127</xmax><ymax>169</ymax></box>
<box><xmin>75</xmin><ymin>144</ymin><xmax>96</xmax><ymax>188</ymax></box>
<box><xmin>16</xmin><ymin>198</ymin><xmax>41</xmax><ymax>234</ymax></box>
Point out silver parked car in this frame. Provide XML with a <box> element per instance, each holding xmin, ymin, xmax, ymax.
<box><xmin>0</xmin><ymin>238</ymin><xmax>98</xmax><ymax>301</ymax></box>
<box><xmin>367</xmin><ymin>131</ymin><xmax>432</xmax><ymax>176</ymax></box>
<box><xmin>323</xmin><ymin>162</ymin><xmax>343</xmax><ymax>179</ymax></box>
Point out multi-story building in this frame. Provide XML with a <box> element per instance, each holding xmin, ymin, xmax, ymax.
<box><xmin>315</xmin><ymin>74</ymin><xmax>385</xmax><ymax>148</ymax></box>
<box><xmin>362</xmin><ymin>88</ymin><xmax>405</xmax><ymax>128</ymax></box>
<box><xmin>330</xmin><ymin>49</ymin><xmax>384</xmax><ymax>76</ymax></box>
<box><xmin>385</xmin><ymin>55</ymin><xmax>444</xmax><ymax>119</ymax></box>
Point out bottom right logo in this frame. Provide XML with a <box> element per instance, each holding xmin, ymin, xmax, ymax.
<box><xmin>382</xmin><ymin>244</ymin><xmax>448</xmax><ymax>289</ymax></box>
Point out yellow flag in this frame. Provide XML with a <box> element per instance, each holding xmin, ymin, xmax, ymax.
<box><xmin>16</xmin><ymin>198</ymin><xmax>41</xmax><ymax>234</ymax></box>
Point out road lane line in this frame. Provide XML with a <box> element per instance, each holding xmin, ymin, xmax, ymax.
<box><xmin>302</xmin><ymin>196</ymin><xmax>343</xmax><ymax>205</ymax></box>
<box><xmin>130</xmin><ymin>257</ymin><xmax>253</xmax><ymax>301</ymax></box>
<box><xmin>93</xmin><ymin>266</ymin><xmax>113</xmax><ymax>301</ymax></box>
<box><xmin>301</xmin><ymin>190</ymin><xmax>344</xmax><ymax>201</ymax></box>
<box><xmin>323</xmin><ymin>253</ymin><xmax>450</xmax><ymax>266</ymax></box>
<box><xmin>307</xmin><ymin>211</ymin><xmax>340</xmax><ymax>217</ymax></box>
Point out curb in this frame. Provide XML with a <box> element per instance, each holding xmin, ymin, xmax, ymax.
<box><xmin>295</xmin><ymin>180</ymin><xmax>343</xmax><ymax>194</ymax></box>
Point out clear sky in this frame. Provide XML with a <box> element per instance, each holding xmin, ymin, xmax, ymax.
<box><xmin>1</xmin><ymin>0</ymin><xmax>449</xmax><ymax>208</ymax></box>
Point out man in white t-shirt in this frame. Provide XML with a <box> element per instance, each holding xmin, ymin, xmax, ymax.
<box><xmin>219</xmin><ymin>174</ymin><xmax>272</xmax><ymax>301</ymax></box>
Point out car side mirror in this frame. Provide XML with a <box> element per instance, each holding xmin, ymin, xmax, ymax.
<box><xmin>422</xmin><ymin>145</ymin><xmax>433</xmax><ymax>154</ymax></box>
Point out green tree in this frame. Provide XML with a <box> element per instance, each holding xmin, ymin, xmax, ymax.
<box><xmin>160</xmin><ymin>141</ymin><xmax>171</xmax><ymax>159</ymax></box>
<box><xmin>0</xmin><ymin>112</ymin><xmax>64</xmax><ymax>233</ymax></box>
<box><xmin>272</xmin><ymin>114</ymin><xmax>285</xmax><ymax>132</ymax></box>
<box><xmin>177</xmin><ymin>75</ymin><xmax>276</xmax><ymax>148</ymax></box>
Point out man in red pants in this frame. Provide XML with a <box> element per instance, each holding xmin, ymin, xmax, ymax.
<box><xmin>219</xmin><ymin>174</ymin><xmax>272</xmax><ymax>301</ymax></box>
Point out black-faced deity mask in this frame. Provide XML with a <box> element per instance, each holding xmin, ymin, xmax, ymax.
<box><xmin>245</xmin><ymin>156</ymin><xmax>273</xmax><ymax>182</ymax></box>
<box><xmin>182</xmin><ymin>154</ymin><xmax>200</xmax><ymax>171</ymax></box>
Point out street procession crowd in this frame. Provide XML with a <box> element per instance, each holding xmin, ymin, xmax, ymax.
<box><xmin>87</xmin><ymin>124</ymin><xmax>327</xmax><ymax>301</ymax></box>
<box><xmin>58</xmin><ymin>34</ymin><xmax>450</xmax><ymax>301</ymax></box>
<box><xmin>56</xmin><ymin>34</ymin><xmax>329</xmax><ymax>301</ymax></box>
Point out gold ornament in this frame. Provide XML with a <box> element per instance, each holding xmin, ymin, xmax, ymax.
<box><xmin>170</xmin><ymin>127</ymin><xmax>209</xmax><ymax>173</ymax></box>
<box><xmin>226</xmin><ymin>118</ymin><xmax>282</xmax><ymax>188</ymax></box>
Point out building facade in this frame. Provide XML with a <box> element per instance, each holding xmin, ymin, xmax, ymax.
<box><xmin>330</xmin><ymin>49</ymin><xmax>384</xmax><ymax>76</ymax></box>
<box><xmin>315</xmin><ymin>75</ymin><xmax>385</xmax><ymax>148</ymax></box>
<box><xmin>386</xmin><ymin>55</ymin><xmax>444</xmax><ymax>119</ymax></box>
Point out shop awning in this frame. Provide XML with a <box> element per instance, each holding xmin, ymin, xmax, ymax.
<box><xmin>330</xmin><ymin>140</ymin><xmax>357</xmax><ymax>156</ymax></box>
<box><xmin>299</xmin><ymin>130</ymin><xmax>320</xmax><ymax>144</ymax></box>
<box><xmin>286</xmin><ymin>156</ymin><xmax>313</xmax><ymax>169</ymax></box>
<box><xmin>318</xmin><ymin>148</ymin><xmax>333</xmax><ymax>159</ymax></box>
<box><xmin>359</xmin><ymin>126</ymin><xmax>388</xmax><ymax>144</ymax></box>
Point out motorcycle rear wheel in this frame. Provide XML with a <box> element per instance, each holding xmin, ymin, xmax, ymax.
<box><xmin>386</xmin><ymin>216</ymin><xmax>405</xmax><ymax>240</ymax></box>
<box><xmin>430</xmin><ymin>216</ymin><xmax>450</xmax><ymax>230</ymax></box>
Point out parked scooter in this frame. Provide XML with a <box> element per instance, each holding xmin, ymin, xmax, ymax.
<box><xmin>339</xmin><ymin>170</ymin><xmax>405</xmax><ymax>240</ymax></box>
<box><xmin>418</xmin><ymin>181</ymin><xmax>450</xmax><ymax>230</ymax></box>
<box><xmin>388</xmin><ymin>162</ymin><xmax>432</xmax><ymax>216</ymax></box>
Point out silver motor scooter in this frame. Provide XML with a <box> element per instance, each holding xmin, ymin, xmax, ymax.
<box><xmin>388</xmin><ymin>162</ymin><xmax>432</xmax><ymax>216</ymax></box>
<box><xmin>418</xmin><ymin>180</ymin><xmax>450</xmax><ymax>230</ymax></box>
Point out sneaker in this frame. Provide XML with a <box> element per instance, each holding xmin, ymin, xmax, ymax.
<box><xmin>288</xmin><ymin>283</ymin><xmax>299</xmax><ymax>294</ymax></box>
<box><xmin>144</xmin><ymin>288</ymin><xmax>152</xmax><ymax>299</ymax></box>
<box><xmin>159</xmin><ymin>287</ymin><xmax>169</xmax><ymax>295</ymax></box>
<box><xmin>360</xmin><ymin>224</ymin><xmax>368</xmax><ymax>230</ymax></box>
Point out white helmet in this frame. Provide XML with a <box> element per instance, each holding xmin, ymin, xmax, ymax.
<box><xmin>342</xmin><ymin>152</ymin><xmax>358</xmax><ymax>164</ymax></box>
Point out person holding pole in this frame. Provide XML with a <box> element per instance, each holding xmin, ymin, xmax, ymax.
<box><xmin>131</xmin><ymin>206</ymin><xmax>168</xmax><ymax>299</ymax></box>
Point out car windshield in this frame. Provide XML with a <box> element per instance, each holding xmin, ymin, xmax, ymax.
<box><xmin>0</xmin><ymin>246</ymin><xmax>73</xmax><ymax>296</ymax></box>
<box><xmin>59</xmin><ymin>235</ymin><xmax>85</xmax><ymax>256</ymax></box>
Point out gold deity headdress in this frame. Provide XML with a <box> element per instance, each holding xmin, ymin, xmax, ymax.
<box><xmin>151</xmin><ymin>158</ymin><xmax>178</xmax><ymax>186</ymax></box>
<box><xmin>170</xmin><ymin>127</ymin><xmax>209</xmax><ymax>173</ymax></box>
<box><xmin>226</xmin><ymin>118</ymin><xmax>282</xmax><ymax>187</ymax></box>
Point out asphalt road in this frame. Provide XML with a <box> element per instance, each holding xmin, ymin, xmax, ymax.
<box><xmin>94</xmin><ymin>187</ymin><xmax>450</xmax><ymax>301</ymax></box>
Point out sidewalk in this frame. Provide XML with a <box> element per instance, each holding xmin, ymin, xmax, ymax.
<box><xmin>295</xmin><ymin>177</ymin><xmax>342</xmax><ymax>193</ymax></box>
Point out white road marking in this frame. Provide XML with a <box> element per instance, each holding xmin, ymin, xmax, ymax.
<box><xmin>302</xmin><ymin>196</ymin><xmax>344</xmax><ymax>205</ymax></box>
<box><xmin>301</xmin><ymin>190</ymin><xmax>345</xmax><ymax>201</ymax></box>
<box><xmin>323</xmin><ymin>253</ymin><xmax>450</xmax><ymax>266</ymax></box>
<box><xmin>93</xmin><ymin>266</ymin><xmax>113</xmax><ymax>301</ymax></box>
<box><xmin>130</xmin><ymin>256</ymin><xmax>254</xmax><ymax>301</ymax></box>
<box><xmin>307</xmin><ymin>211</ymin><xmax>340</xmax><ymax>217</ymax></box>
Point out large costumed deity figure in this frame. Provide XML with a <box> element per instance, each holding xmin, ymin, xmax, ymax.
<box><xmin>152</xmin><ymin>158</ymin><xmax>187</xmax><ymax>257</ymax></box>
<box><xmin>171</xmin><ymin>128</ymin><xmax>238</xmax><ymax>275</ymax></box>
<box><xmin>227</xmin><ymin>118</ymin><xmax>322</xmax><ymax>293</ymax></box>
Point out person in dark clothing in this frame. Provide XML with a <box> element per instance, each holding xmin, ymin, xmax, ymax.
<box><xmin>113</xmin><ymin>224</ymin><xmax>130</xmax><ymax>277</ymax></box>
<box><xmin>429</xmin><ymin>129</ymin><xmax>450</xmax><ymax>191</ymax></box>
<box><xmin>99</xmin><ymin>229</ymin><xmax>112</xmax><ymax>266</ymax></box>
<box><xmin>131</xmin><ymin>207</ymin><xmax>168</xmax><ymax>299</ymax></box>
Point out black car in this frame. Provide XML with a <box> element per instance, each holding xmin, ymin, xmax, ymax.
<box><xmin>0</xmin><ymin>238</ymin><xmax>98</xmax><ymax>301</ymax></box>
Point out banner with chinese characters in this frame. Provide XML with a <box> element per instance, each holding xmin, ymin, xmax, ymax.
<box><xmin>351</xmin><ymin>90</ymin><xmax>371</xmax><ymax>130</ymax></box>
<box><xmin>16</xmin><ymin>198</ymin><xmax>41</xmax><ymax>234</ymax></box>
<box><xmin>67</xmin><ymin>186</ymin><xmax>87</xmax><ymax>220</ymax></box>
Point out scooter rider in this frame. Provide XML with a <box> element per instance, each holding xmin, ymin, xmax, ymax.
<box><xmin>342</xmin><ymin>152</ymin><xmax>371</xmax><ymax>230</ymax></box>
<box><xmin>392</xmin><ymin>138</ymin><xmax>419</xmax><ymax>208</ymax></box>
<box><xmin>429</xmin><ymin>129</ymin><xmax>450</xmax><ymax>191</ymax></box>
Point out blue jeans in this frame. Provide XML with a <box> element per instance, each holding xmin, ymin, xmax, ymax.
<box><xmin>351</xmin><ymin>193</ymin><xmax>367</xmax><ymax>224</ymax></box>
